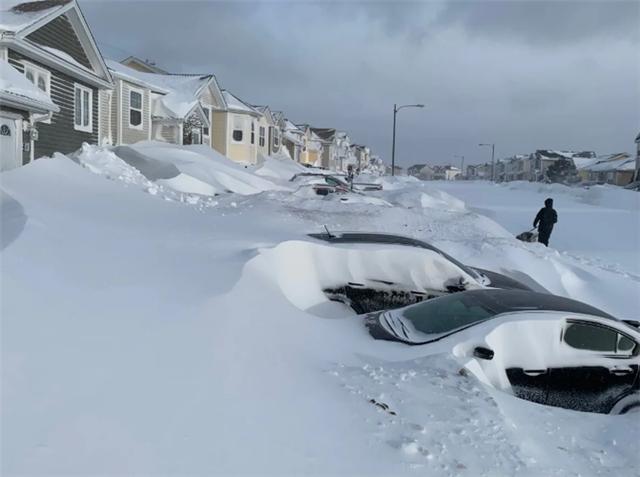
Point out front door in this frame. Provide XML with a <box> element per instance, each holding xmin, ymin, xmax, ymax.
<box><xmin>0</xmin><ymin>115</ymin><xmax>22</xmax><ymax>171</ymax></box>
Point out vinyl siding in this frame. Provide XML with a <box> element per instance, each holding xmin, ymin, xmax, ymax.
<box><xmin>98</xmin><ymin>89</ymin><xmax>111</xmax><ymax>144</ymax></box>
<box><xmin>212</xmin><ymin>110</ymin><xmax>227</xmax><ymax>155</ymax></box>
<box><xmin>120</xmin><ymin>80</ymin><xmax>150</xmax><ymax>144</ymax></box>
<box><xmin>26</xmin><ymin>14</ymin><xmax>91</xmax><ymax>69</ymax></box>
<box><xmin>8</xmin><ymin>50</ymin><xmax>98</xmax><ymax>159</ymax></box>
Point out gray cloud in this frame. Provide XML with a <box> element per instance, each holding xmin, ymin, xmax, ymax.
<box><xmin>80</xmin><ymin>0</ymin><xmax>640</xmax><ymax>167</ymax></box>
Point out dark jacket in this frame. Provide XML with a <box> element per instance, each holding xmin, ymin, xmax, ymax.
<box><xmin>534</xmin><ymin>205</ymin><xmax>558</xmax><ymax>233</ymax></box>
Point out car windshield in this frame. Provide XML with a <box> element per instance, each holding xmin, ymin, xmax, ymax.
<box><xmin>398</xmin><ymin>293</ymin><xmax>500</xmax><ymax>336</ymax></box>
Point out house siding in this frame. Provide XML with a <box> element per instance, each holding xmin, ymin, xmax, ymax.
<box><xmin>9</xmin><ymin>50</ymin><xmax>98</xmax><ymax>159</ymax></box>
<box><xmin>98</xmin><ymin>89</ymin><xmax>111</xmax><ymax>144</ymax></box>
<box><xmin>212</xmin><ymin>110</ymin><xmax>227</xmax><ymax>155</ymax></box>
<box><xmin>26</xmin><ymin>14</ymin><xmax>92</xmax><ymax>69</ymax></box>
<box><xmin>120</xmin><ymin>80</ymin><xmax>150</xmax><ymax>144</ymax></box>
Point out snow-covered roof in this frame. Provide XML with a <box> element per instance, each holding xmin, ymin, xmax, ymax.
<box><xmin>0</xmin><ymin>60</ymin><xmax>59</xmax><ymax>113</ymax></box>
<box><xmin>222</xmin><ymin>90</ymin><xmax>259</xmax><ymax>115</ymax></box>
<box><xmin>584</xmin><ymin>157</ymin><xmax>636</xmax><ymax>173</ymax></box>
<box><xmin>0</xmin><ymin>0</ymin><xmax>70</xmax><ymax>33</ymax></box>
<box><xmin>106</xmin><ymin>59</ymin><xmax>215</xmax><ymax>121</ymax></box>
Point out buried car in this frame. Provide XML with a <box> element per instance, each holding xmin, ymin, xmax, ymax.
<box><xmin>307</xmin><ymin>232</ymin><xmax>534</xmax><ymax>313</ymax></box>
<box><xmin>365</xmin><ymin>289</ymin><xmax>640</xmax><ymax>414</ymax></box>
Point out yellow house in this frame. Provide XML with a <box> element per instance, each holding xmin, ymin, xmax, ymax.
<box><xmin>212</xmin><ymin>90</ymin><xmax>260</xmax><ymax>164</ymax></box>
<box><xmin>252</xmin><ymin>105</ymin><xmax>283</xmax><ymax>158</ymax></box>
<box><xmin>296</xmin><ymin>124</ymin><xmax>323</xmax><ymax>166</ymax></box>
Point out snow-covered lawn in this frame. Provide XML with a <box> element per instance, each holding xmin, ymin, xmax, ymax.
<box><xmin>1</xmin><ymin>144</ymin><xmax>638</xmax><ymax>475</ymax></box>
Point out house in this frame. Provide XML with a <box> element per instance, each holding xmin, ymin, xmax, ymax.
<box><xmin>350</xmin><ymin>144</ymin><xmax>370</xmax><ymax>171</ymax></box>
<box><xmin>418</xmin><ymin>164</ymin><xmax>435</xmax><ymax>180</ymax></box>
<box><xmin>296</xmin><ymin>124</ymin><xmax>323</xmax><ymax>167</ymax></box>
<box><xmin>0</xmin><ymin>0</ymin><xmax>113</xmax><ymax>170</ymax></box>
<box><xmin>212</xmin><ymin>90</ymin><xmax>261</xmax><ymax>164</ymax></box>
<box><xmin>102</xmin><ymin>59</ymin><xmax>225</xmax><ymax>148</ymax></box>
<box><xmin>466</xmin><ymin>163</ymin><xmax>491</xmax><ymax>180</ymax></box>
<box><xmin>252</xmin><ymin>105</ymin><xmax>282</xmax><ymax>157</ymax></box>
<box><xmin>310</xmin><ymin>127</ymin><xmax>338</xmax><ymax>169</ymax></box>
<box><xmin>530</xmin><ymin>150</ymin><xmax>595</xmax><ymax>181</ymax></box>
<box><xmin>334</xmin><ymin>130</ymin><xmax>352</xmax><ymax>171</ymax></box>
<box><xmin>581</xmin><ymin>153</ymin><xmax>635</xmax><ymax>186</ymax></box>
<box><xmin>501</xmin><ymin>155</ymin><xmax>532</xmax><ymax>181</ymax></box>
<box><xmin>280</xmin><ymin>118</ymin><xmax>304</xmax><ymax>163</ymax></box>
<box><xmin>444</xmin><ymin>165</ymin><xmax>461</xmax><ymax>181</ymax></box>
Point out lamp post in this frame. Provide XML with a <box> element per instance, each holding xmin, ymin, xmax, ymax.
<box><xmin>479</xmin><ymin>143</ymin><xmax>495</xmax><ymax>181</ymax></box>
<box><xmin>391</xmin><ymin>103</ymin><xmax>424</xmax><ymax>176</ymax></box>
<box><xmin>454</xmin><ymin>155</ymin><xmax>465</xmax><ymax>178</ymax></box>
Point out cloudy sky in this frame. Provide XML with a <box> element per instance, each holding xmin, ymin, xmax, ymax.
<box><xmin>81</xmin><ymin>0</ymin><xmax>640</xmax><ymax>167</ymax></box>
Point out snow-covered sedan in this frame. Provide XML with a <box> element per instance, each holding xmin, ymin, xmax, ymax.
<box><xmin>365</xmin><ymin>289</ymin><xmax>640</xmax><ymax>414</ymax></box>
<box><xmin>308</xmin><ymin>232</ymin><xmax>533</xmax><ymax>313</ymax></box>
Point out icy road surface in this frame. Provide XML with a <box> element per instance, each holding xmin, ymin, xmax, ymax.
<box><xmin>1</xmin><ymin>145</ymin><xmax>639</xmax><ymax>475</ymax></box>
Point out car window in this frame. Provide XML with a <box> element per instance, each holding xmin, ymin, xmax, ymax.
<box><xmin>399</xmin><ymin>294</ymin><xmax>497</xmax><ymax>335</ymax></box>
<box><xmin>617</xmin><ymin>334</ymin><xmax>637</xmax><ymax>355</ymax></box>
<box><xmin>564</xmin><ymin>322</ymin><xmax>617</xmax><ymax>353</ymax></box>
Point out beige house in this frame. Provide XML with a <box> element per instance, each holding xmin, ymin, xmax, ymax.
<box><xmin>296</xmin><ymin>124</ymin><xmax>323</xmax><ymax>166</ymax></box>
<box><xmin>212</xmin><ymin>90</ymin><xmax>261</xmax><ymax>164</ymax></box>
<box><xmin>101</xmin><ymin>59</ymin><xmax>226</xmax><ymax>148</ymax></box>
<box><xmin>280</xmin><ymin>118</ymin><xmax>304</xmax><ymax>162</ymax></box>
<box><xmin>252</xmin><ymin>105</ymin><xmax>282</xmax><ymax>158</ymax></box>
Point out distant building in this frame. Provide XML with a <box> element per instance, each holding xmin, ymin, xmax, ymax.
<box><xmin>581</xmin><ymin>153</ymin><xmax>635</xmax><ymax>186</ymax></box>
<box><xmin>530</xmin><ymin>150</ymin><xmax>595</xmax><ymax>181</ymax></box>
<box><xmin>407</xmin><ymin>164</ymin><xmax>426</xmax><ymax>177</ymax></box>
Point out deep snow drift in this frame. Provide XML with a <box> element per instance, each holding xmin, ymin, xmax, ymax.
<box><xmin>1</xmin><ymin>145</ymin><xmax>639</xmax><ymax>475</ymax></box>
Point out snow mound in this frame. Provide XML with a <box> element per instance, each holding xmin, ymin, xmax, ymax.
<box><xmin>254</xmin><ymin>152</ymin><xmax>306</xmax><ymax>181</ymax></box>
<box><xmin>130</xmin><ymin>142</ymin><xmax>288</xmax><ymax>195</ymax></box>
<box><xmin>251</xmin><ymin>240</ymin><xmax>480</xmax><ymax>314</ymax></box>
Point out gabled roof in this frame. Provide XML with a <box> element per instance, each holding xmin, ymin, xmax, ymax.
<box><xmin>0</xmin><ymin>0</ymin><xmax>70</xmax><ymax>32</ymax></box>
<box><xmin>585</xmin><ymin>157</ymin><xmax>635</xmax><ymax>173</ymax></box>
<box><xmin>120</xmin><ymin>56</ymin><xmax>168</xmax><ymax>74</ymax></box>
<box><xmin>0</xmin><ymin>60</ymin><xmax>59</xmax><ymax>113</ymax></box>
<box><xmin>0</xmin><ymin>0</ymin><xmax>112</xmax><ymax>88</ymax></box>
<box><xmin>310</xmin><ymin>127</ymin><xmax>336</xmax><ymax>142</ymax></box>
<box><xmin>222</xmin><ymin>90</ymin><xmax>260</xmax><ymax>116</ymax></box>
<box><xmin>106</xmin><ymin>59</ymin><xmax>225</xmax><ymax>121</ymax></box>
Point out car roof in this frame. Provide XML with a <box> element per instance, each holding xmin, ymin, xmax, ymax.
<box><xmin>308</xmin><ymin>232</ymin><xmax>437</xmax><ymax>249</ymax></box>
<box><xmin>447</xmin><ymin>289</ymin><xmax>614</xmax><ymax>320</ymax></box>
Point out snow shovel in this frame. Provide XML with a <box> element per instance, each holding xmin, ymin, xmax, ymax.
<box><xmin>516</xmin><ymin>228</ymin><xmax>538</xmax><ymax>243</ymax></box>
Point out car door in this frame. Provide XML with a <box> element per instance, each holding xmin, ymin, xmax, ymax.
<box><xmin>546</xmin><ymin>319</ymin><xmax>639</xmax><ymax>413</ymax></box>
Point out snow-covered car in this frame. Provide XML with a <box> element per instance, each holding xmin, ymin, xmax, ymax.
<box><xmin>307</xmin><ymin>232</ymin><xmax>533</xmax><ymax>313</ymax></box>
<box><xmin>365</xmin><ymin>289</ymin><xmax>640</xmax><ymax>414</ymax></box>
<box><xmin>290</xmin><ymin>173</ymin><xmax>351</xmax><ymax>195</ymax></box>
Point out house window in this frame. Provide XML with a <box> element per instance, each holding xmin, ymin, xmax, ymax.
<box><xmin>259</xmin><ymin>126</ymin><xmax>266</xmax><ymax>147</ymax></box>
<box><xmin>250</xmin><ymin>121</ymin><xmax>255</xmax><ymax>145</ymax></box>
<box><xmin>202</xmin><ymin>107</ymin><xmax>210</xmax><ymax>136</ymax></box>
<box><xmin>232</xmin><ymin>116</ymin><xmax>243</xmax><ymax>143</ymax></box>
<box><xmin>74</xmin><ymin>84</ymin><xmax>92</xmax><ymax>132</ymax></box>
<box><xmin>129</xmin><ymin>89</ymin><xmax>143</xmax><ymax>129</ymax></box>
<box><xmin>22</xmin><ymin>61</ymin><xmax>50</xmax><ymax>96</ymax></box>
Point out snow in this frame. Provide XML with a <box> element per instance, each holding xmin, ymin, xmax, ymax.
<box><xmin>0</xmin><ymin>0</ymin><xmax>69</xmax><ymax>32</ymax></box>
<box><xmin>38</xmin><ymin>45</ymin><xmax>92</xmax><ymax>72</ymax></box>
<box><xmin>0</xmin><ymin>60</ymin><xmax>58</xmax><ymax>111</ymax></box>
<box><xmin>105</xmin><ymin>59</ymin><xmax>212</xmax><ymax>120</ymax></box>
<box><xmin>222</xmin><ymin>90</ymin><xmax>258</xmax><ymax>114</ymax></box>
<box><xmin>2</xmin><ymin>148</ymin><xmax>639</xmax><ymax>475</ymax></box>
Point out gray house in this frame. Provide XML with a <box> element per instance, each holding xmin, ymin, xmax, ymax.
<box><xmin>0</xmin><ymin>0</ymin><xmax>113</xmax><ymax>170</ymax></box>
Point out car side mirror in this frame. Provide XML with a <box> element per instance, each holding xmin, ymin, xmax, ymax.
<box><xmin>473</xmin><ymin>346</ymin><xmax>494</xmax><ymax>360</ymax></box>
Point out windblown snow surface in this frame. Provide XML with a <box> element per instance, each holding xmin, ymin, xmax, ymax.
<box><xmin>1</xmin><ymin>144</ymin><xmax>639</xmax><ymax>475</ymax></box>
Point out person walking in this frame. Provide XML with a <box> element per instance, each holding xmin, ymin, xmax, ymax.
<box><xmin>533</xmin><ymin>198</ymin><xmax>558</xmax><ymax>247</ymax></box>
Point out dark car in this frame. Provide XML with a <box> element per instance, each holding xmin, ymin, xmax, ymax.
<box><xmin>307</xmin><ymin>232</ymin><xmax>535</xmax><ymax>313</ymax></box>
<box><xmin>365</xmin><ymin>289</ymin><xmax>640</xmax><ymax>414</ymax></box>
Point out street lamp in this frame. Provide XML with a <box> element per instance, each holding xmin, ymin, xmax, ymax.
<box><xmin>391</xmin><ymin>103</ymin><xmax>425</xmax><ymax>176</ymax></box>
<box><xmin>478</xmin><ymin>143</ymin><xmax>495</xmax><ymax>181</ymax></box>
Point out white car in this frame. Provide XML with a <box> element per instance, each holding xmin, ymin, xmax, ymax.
<box><xmin>365</xmin><ymin>289</ymin><xmax>640</xmax><ymax>414</ymax></box>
